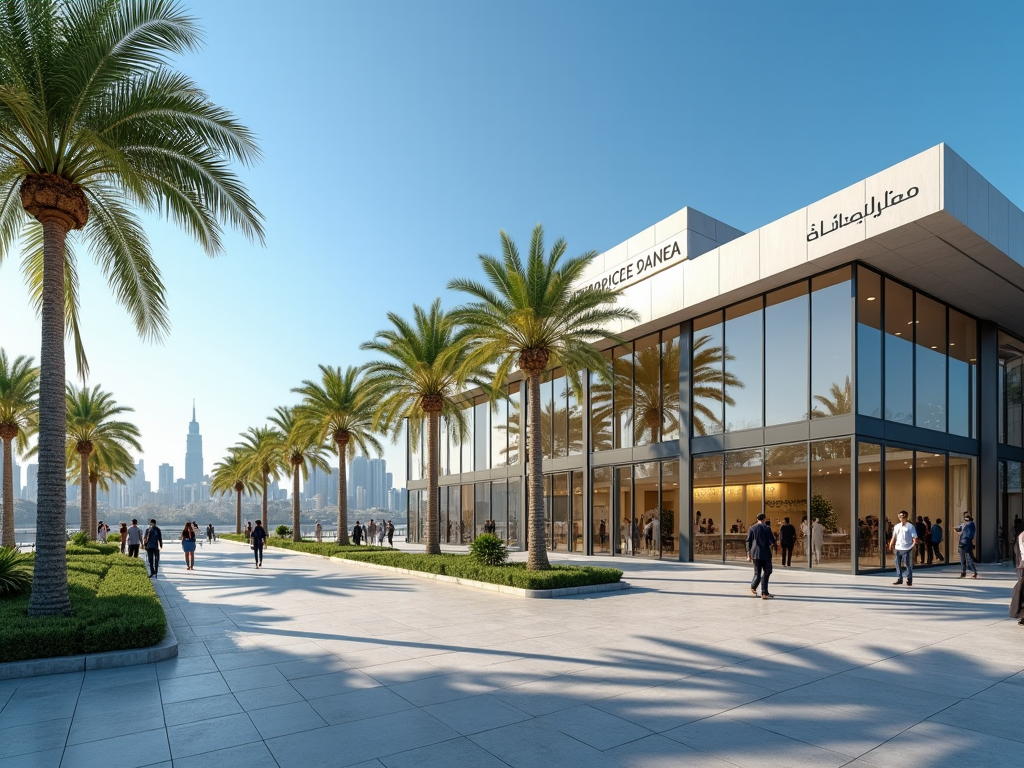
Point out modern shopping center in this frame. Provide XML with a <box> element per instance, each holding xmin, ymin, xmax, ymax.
<box><xmin>405</xmin><ymin>144</ymin><xmax>1024</xmax><ymax>573</ymax></box>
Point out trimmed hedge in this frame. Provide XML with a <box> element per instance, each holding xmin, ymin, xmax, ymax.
<box><xmin>0</xmin><ymin>548</ymin><xmax>166</xmax><ymax>663</ymax></box>
<box><xmin>222</xmin><ymin>535</ymin><xmax>622</xmax><ymax>590</ymax></box>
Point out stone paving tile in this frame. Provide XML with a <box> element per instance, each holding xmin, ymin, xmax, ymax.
<box><xmin>857</xmin><ymin>720</ymin><xmax>1021</xmax><ymax>768</ymax></box>
<box><xmin>2</xmin><ymin>747</ymin><xmax>64</xmax><ymax>768</ymax></box>
<box><xmin>379</xmin><ymin>736</ymin><xmax>509</xmax><ymax>768</ymax></box>
<box><xmin>157</xmin><ymin>671</ymin><xmax>229</xmax><ymax>704</ymax></box>
<box><xmin>162</xmin><ymin>692</ymin><xmax>243</xmax><ymax>726</ymax></box>
<box><xmin>289</xmin><ymin>668</ymin><xmax>381</xmax><ymax>700</ymax></box>
<box><xmin>246</xmin><ymin>699</ymin><xmax>327</xmax><ymax>739</ymax></box>
<box><xmin>166</xmin><ymin>712</ymin><xmax>259</xmax><ymax>760</ymax></box>
<box><xmin>232</xmin><ymin>681</ymin><xmax>304</xmax><ymax>711</ymax></box>
<box><xmin>66</xmin><ymin>707</ymin><xmax>165</xmax><ymax>746</ymax></box>
<box><xmin>604</xmin><ymin>734</ymin><xmax>742</xmax><ymax>768</ymax></box>
<box><xmin>422</xmin><ymin>693</ymin><xmax>532</xmax><ymax>735</ymax></box>
<box><xmin>0</xmin><ymin>717</ymin><xmax>71</xmax><ymax>759</ymax></box>
<box><xmin>59</xmin><ymin>727</ymin><xmax>170</xmax><ymax>768</ymax></box>
<box><xmin>539</xmin><ymin>703</ymin><xmax>653</xmax><ymax>750</ymax></box>
<box><xmin>469</xmin><ymin>718</ymin><xmax>621</xmax><ymax>768</ymax></box>
<box><xmin>170</xmin><ymin>742</ymin><xmax>279</xmax><ymax>768</ymax></box>
<box><xmin>309</xmin><ymin>686</ymin><xmax>415</xmax><ymax>726</ymax></box>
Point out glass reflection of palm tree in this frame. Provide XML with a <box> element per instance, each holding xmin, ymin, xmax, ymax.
<box><xmin>502</xmin><ymin>397</ymin><xmax>581</xmax><ymax>460</ymax></box>
<box><xmin>812</xmin><ymin>376</ymin><xmax>852</xmax><ymax>418</ymax></box>
<box><xmin>694</xmin><ymin>334</ymin><xmax>740</xmax><ymax>436</ymax></box>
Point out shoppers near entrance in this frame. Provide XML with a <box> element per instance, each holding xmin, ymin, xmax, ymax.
<box><xmin>888</xmin><ymin>510</ymin><xmax>917</xmax><ymax>587</ymax></box>
<box><xmin>914</xmin><ymin>516</ymin><xmax>928</xmax><ymax>564</ymax></box>
<box><xmin>143</xmin><ymin>519</ymin><xmax>163</xmax><ymax>577</ymax></box>
<box><xmin>746</xmin><ymin>512</ymin><xmax>777</xmax><ymax>599</ymax></box>
<box><xmin>931</xmin><ymin>518</ymin><xmax>944</xmax><ymax>563</ymax></box>
<box><xmin>955</xmin><ymin>512</ymin><xmax>978</xmax><ymax>579</ymax></box>
<box><xmin>779</xmin><ymin>517</ymin><xmax>796</xmax><ymax>567</ymax></box>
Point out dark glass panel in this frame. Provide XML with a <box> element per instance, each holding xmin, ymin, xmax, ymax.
<box><xmin>507</xmin><ymin>382</ymin><xmax>521</xmax><ymax>465</ymax></box>
<box><xmin>474</xmin><ymin>398</ymin><xmax>490</xmax><ymax>471</ymax></box>
<box><xmin>765</xmin><ymin>442</ymin><xmax>808</xmax><ymax>566</ymax></box>
<box><xmin>614</xmin><ymin>345</ymin><xmax>634</xmax><ymax>449</ymax></box>
<box><xmin>915</xmin><ymin>451</ymin><xmax>945</xmax><ymax>566</ymax></box>
<box><xmin>857</xmin><ymin>267</ymin><xmax>883</xmax><ymax>418</ymax></box>
<box><xmin>491</xmin><ymin>390</ymin><xmax>508</xmax><ymax>468</ymax></box>
<box><xmin>884</xmin><ymin>279</ymin><xmax>914</xmax><ymax>424</ymax></box>
<box><xmin>948</xmin><ymin>311</ymin><xmax>976</xmax><ymax>438</ymax></box>
<box><xmin>507</xmin><ymin>478</ymin><xmax>521</xmax><ymax>547</ymax></box>
<box><xmin>591</xmin><ymin>351</ymin><xmax>614</xmax><ymax>452</ymax></box>
<box><xmin>551</xmin><ymin>473</ymin><xmax>569</xmax><ymax>551</ymax></box>
<box><xmin>693</xmin><ymin>453</ymin><xmax>723</xmax><ymax>561</ymax></box>
<box><xmin>999</xmin><ymin>334</ymin><xmax>1024</xmax><ymax>447</ymax></box>
<box><xmin>571</xmin><ymin>471</ymin><xmax>584</xmax><ymax>552</ymax></box>
<box><xmin>660</xmin><ymin>460</ymin><xmax>679</xmax><ymax>557</ymax></box>
<box><xmin>765</xmin><ymin>283</ymin><xmax>809</xmax><ymax>425</ymax></box>
<box><xmin>914</xmin><ymin>295</ymin><xmax>946</xmax><ymax>432</ymax></box>
<box><xmin>592</xmin><ymin>466</ymin><xmax>612</xmax><ymax>554</ymax></box>
<box><xmin>475</xmin><ymin>482</ymin><xmax>490</xmax><ymax>541</ymax></box>
<box><xmin>693</xmin><ymin>312</ymin><xmax>725</xmax><ymax>436</ymax></box>
<box><xmin>491</xmin><ymin>480</ymin><xmax>508</xmax><ymax>543</ymax></box>
<box><xmin>617</xmin><ymin>466</ymin><xmax>633</xmax><ymax>554</ymax></box>
<box><xmin>724</xmin><ymin>448</ymin><xmax>762</xmax><ymax>561</ymax></box>
<box><xmin>540</xmin><ymin>372</ymin><xmax>554</xmax><ymax>460</ymax></box>
<box><xmin>633</xmin><ymin>334</ymin><xmax>661</xmax><ymax>446</ymax></box>
<box><xmin>567</xmin><ymin>373</ymin><xmax>584</xmax><ymax>455</ymax></box>
<box><xmin>949</xmin><ymin>454</ymin><xmax>975</xmax><ymax>565</ymax></box>
<box><xmin>439</xmin><ymin>483</ymin><xmax>450</xmax><ymax>543</ymax></box>
<box><xmin>811</xmin><ymin>438</ymin><xmax>852</xmax><ymax>571</ymax></box>
<box><xmin>461</xmin><ymin>484</ymin><xmax>474</xmax><ymax>545</ymax></box>
<box><xmin>811</xmin><ymin>267</ymin><xmax>853</xmax><ymax>419</ymax></box>
<box><xmin>635</xmin><ymin>462</ymin><xmax>659</xmax><ymax>556</ymax></box>
<box><xmin>661</xmin><ymin>327</ymin><xmax>681</xmax><ymax>442</ymax></box>
<box><xmin>543</xmin><ymin>474</ymin><xmax>553</xmax><ymax>549</ymax></box>
<box><xmin>447</xmin><ymin>485</ymin><xmax>461</xmax><ymax>545</ymax></box>
<box><xmin>725</xmin><ymin>298</ymin><xmax>763</xmax><ymax>431</ymax></box>
<box><xmin>884</xmin><ymin>446</ymin><xmax>914</xmax><ymax>557</ymax></box>
<box><xmin>857</xmin><ymin>443</ymin><xmax>883</xmax><ymax>570</ymax></box>
<box><xmin>998</xmin><ymin>460</ymin><xmax>1018</xmax><ymax>564</ymax></box>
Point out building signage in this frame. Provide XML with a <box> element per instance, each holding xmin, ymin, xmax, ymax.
<box><xmin>807</xmin><ymin>186</ymin><xmax>920</xmax><ymax>242</ymax></box>
<box><xmin>583</xmin><ymin>238</ymin><xmax>682</xmax><ymax>293</ymax></box>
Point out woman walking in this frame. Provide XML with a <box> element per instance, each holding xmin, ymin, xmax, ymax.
<box><xmin>352</xmin><ymin>520</ymin><xmax>363</xmax><ymax>545</ymax></box>
<box><xmin>119</xmin><ymin>522</ymin><xmax>128</xmax><ymax>555</ymax></box>
<box><xmin>251</xmin><ymin>520</ymin><xmax>267</xmax><ymax>568</ymax></box>
<box><xmin>244</xmin><ymin>521</ymin><xmax>253</xmax><ymax>542</ymax></box>
<box><xmin>181</xmin><ymin>522</ymin><xmax>197</xmax><ymax>570</ymax></box>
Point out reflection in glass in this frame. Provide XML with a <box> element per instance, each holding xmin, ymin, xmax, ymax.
<box><xmin>884</xmin><ymin>446</ymin><xmax>913</xmax><ymax>557</ymax></box>
<box><xmin>615</xmin><ymin>466</ymin><xmax>632</xmax><ymax>554</ymax></box>
<box><xmin>461</xmin><ymin>403</ymin><xmax>474</xmax><ymax>473</ymax></box>
<box><xmin>999</xmin><ymin>335</ymin><xmax>1023</xmax><ymax>447</ymax></box>
<box><xmin>811</xmin><ymin>438</ymin><xmax>852</xmax><ymax>571</ymax></box>
<box><xmin>857</xmin><ymin>443</ymin><xmax>882</xmax><ymax>569</ymax></box>
<box><xmin>662</xmin><ymin>328</ymin><xmax>681</xmax><ymax>441</ymax></box>
<box><xmin>614</xmin><ymin>345</ymin><xmax>634</xmax><ymax>449</ymax></box>
<box><xmin>474</xmin><ymin>399</ymin><xmax>490</xmax><ymax>471</ymax></box>
<box><xmin>724</xmin><ymin>448</ymin><xmax>762</xmax><ymax>561</ymax></box>
<box><xmin>725</xmin><ymin>299</ymin><xmax>763</xmax><ymax>431</ymax></box>
<box><xmin>949</xmin><ymin>454</ymin><xmax>976</xmax><ymax>563</ymax></box>
<box><xmin>507</xmin><ymin>383</ymin><xmax>521</xmax><ymax>465</ymax></box>
<box><xmin>507</xmin><ymin>478</ymin><xmax>521</xmax><ymax>547</ymax></box>
<box><xmin>948</xmin><ymin>312</ymin><xmax>976</xmax><ymax>438</ymax></box>
<box><xmin>567</xmin><ymin>375</ymin><xmax>584</xmax><ymax>455</ymax></box>
<box><xmin>915</xmin><ymin>295</ymin><xmax>946</xmax><ymax>431</ymax></box>
<box><xmin>634</xmin><ymin>462</ymin><xmax>659</xmax><ymax>557</ymax></box>
<box><xmin>409</xmin><ymin>419</ymin><xmax>423</xmax><ymax>482</ymax></box>
<box><xmin>461</xmin><ymin>485</ymin><xmax>474</xmax><ymax>545</ymax></box>
<box><xmin>551</xmin><ymin>371</ymin><xmax>569</xmax><ymax>458</ymax></box>
<box><xmin>693</xmin><ymin>453</ymin><xmax>723</xmax><ymax>561</ymax></box>
<box><xmin>692</xmin><ymin>313</ymin><xmax>726</xmax><ymax>436</ymax></box>
<box><xmin>857</xmin><ymin>267</ymin><xmax>883</xmax><ymax>418</ymax></box>
<box><xmin>765</xmin><ymin>283</ymin><xmax>809</xmax><ymax>425</ymax></box>
<box><xmin>633</xmin><ymin>334</ymin><xmax>661</xmax><ymax>446</ymax></box>
<box><xmin>448</xmin><ymin>485</ymin><xmax>460</xmax><ymax>545</ymax></box>
<box><xmin>916</xmin><ymin>451</ymin><xmax>945</xmax><ymax>565</ymax></box>
<box><xmin>572</xmin><ymin>471</ymin><xmax>584</xmax><ymax>552</ymax></box>
<box><xmin>447</xmin><ymin>416</ymin><xmax>461</xmax><ymax>476</ymax></box>
<box><xmin>591</xmin><ymin>351</ymin><xmax>613</xmax><ymax>451</ymax></box>
<box><xmin>884</xmin><ymin>279</ymin><xmax>914</xmax><ymax>424</ymax></box>
<box><xmin>765</xmin><ymin>443</ymin><xmax>808</xmax><ymax>566</ymax></box>
<box><xmin>492</xmin><ymin>480</ymin><xmax>508</xmax><ymax>543</ymax></box>
<box><xmin>540</xmin><ymin>373</ymin><xmax>553</xmax><ymax>460</ymax></box>
<box><xmin>475</xmin><ymin>482</ymin><xmax>490</xmax><ymax>540</ymax></box>
<box><xmin>439</xmin><ymin>485</ymin><xmax>450</xmax><ymax>543</ymax></box>
<box><xmin>551</xmin><ymin>473</ymin><xmax>569</xmax><ymax>551</ymax></box>
<box><xmin>592</xmin><ymin>466</ymin><xmax>612</xmax><ymax>554</ymax></box>
<box><xmin>812</xmin><ymin>268</ymin><xmax>853</xmax><ymax>419</ymax></box>
<box><xmin>661</xmin><ymin>460</ymin><xmax>679</xmax><ymax>557</ymax></box>
<box><xmin>491</xmin><ymin>392</ymin><xmax>508</xmax><ymax>468</ymax></box>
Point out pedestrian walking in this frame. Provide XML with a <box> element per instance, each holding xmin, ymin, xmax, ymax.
<box><xmin>746</xmin><ymin>512</ymin><xmax>777</xmax><ymax>599</ymax></box>
<box><xmin>367</xmin><ymin>519</ymin><xmax>377</xmax><ymax>545</ymax></box>
<box><xmin>361</xmin><ymin>522</ymin><xmax>368</xmax><ymax>545</ymax></box>
<box><xmin>779</xmin><ymin>517</ymin><xmax>796</xmax><ymax>567</ymax></box>
<box><xmin>378</xmin><ymin>523</ymin><xmax>386</xmax><ymax>546</ymax></box>
<box><xmin>251</xmin><ymin>520</ymin><xmax>267</xmax><ymax>568</ymax></box>
<box><xmin>143</xmin><ymin>519</ymin><xmax>163</xmax><ymax>577</ymax></box>
<box><xmin>353</xmin><ymin>520</ymin><xmax>363</xmax><ymax>545</ymax></box>
<box><xmin>888</xmin><ymin>510</ymin><xmax>917</xmax><ymax>587</ymax></box>
<box><xmin>931</xmin><ymin>517</ymin><xmax>944</xmax><ymax>562</ymax></box>
<box><xmin>315</xmin><ymin>520</ymin><xmax>323</xmax><ymax>543</ymax></box>
<box><xmin>245</xmin><ymin>521</ymin><xmax>252</xmax><ymax>542</ymax></box>
<box><xmin>118</xmin><ymin>522</ymin><xmax>128</xmax><ymax>554</ymax></box>
<box><xmin>181</xmin><ymin>522</ymin><xmax>197</xmax><ymax>570</ymax></box>
<box><xmin>97</xmin><ymin>521</ymin><xmax>107</xmax><ymax>542</ymax></box>
<box><xmin>206</xmin><ymin>523</ymin><xmax>214</xmax><ymax>544</ymax></box>
<box><xmin>955</xmin><ymin>512</ymin><xmax>978</xmax><ymax>579</ymax></box>
<box><xmin>125</xmin><ymin>518</ymin><xmax>143</xmax><ymax>558</ymax></box>
<box><xmin>811</xmin><ymin>518</ymin><xmax>824</xmax><ymax>565</ymax></box>
<box><xmin>386</xmin><ymin>520</ymin><xmax>394</xmax><ymax>547</ymax></box>
<box><xmin>914</xmin><ymin>516</ymin><xmax>928</xmax><ymax>564</ymax></box>
<box><xmin>1010</xmin><ymin>527</ymin><xmax>1024</xmax><ymax>626</ymax></box>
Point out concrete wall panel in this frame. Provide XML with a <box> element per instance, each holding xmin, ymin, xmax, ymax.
<box><xmin>718</xmin><ymin>233</ymin><xmax>759</xmax><ymax>294</ymax></box>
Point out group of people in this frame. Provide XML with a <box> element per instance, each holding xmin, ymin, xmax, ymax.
<box><xmin>351</xmin><ymin>518</ymin><xmax>394</xmax><ymax>547</ymax></box>
<box><xmin>888</xmin><ymin>511</ymin><xmax>973</xmax><ymax>586</ymax></box>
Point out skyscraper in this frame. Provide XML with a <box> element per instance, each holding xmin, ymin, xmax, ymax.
<box><xmin>368</xmin><ymin>457</ymin><xmax>386</xmax><ymax>509</ymax></box>
<box><xmin>25</xmin><ymin>463</ymin><xmax>37</xmax><ymax>502</ymax></box>
<box><xmin>185</xmin><ymin>401</ymin><xmax>204</xmax><ymax>486</ymax></box>
<box><xmin>159</xmin><ymin>463</ymin><xmax>174</xmax><ymax>493</ymax></box>
<box><xmin>349</xmin><ymin>455</ymin><xmax>368</xmax><ymax>507</ymax></box>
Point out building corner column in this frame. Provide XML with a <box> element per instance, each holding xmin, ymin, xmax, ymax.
<box><xmin>977</xmin><ymin>321</ymin><xmax>999</xmax><ymax>562</ymax></box>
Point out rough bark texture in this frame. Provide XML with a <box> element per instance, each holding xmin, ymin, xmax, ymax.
<box><xmin>526</xmin><ymin>370</ymin><xmax>550</xmax><ymax>569</ymax></box>
<box><xmin>78</xmin><ymin>446</ymin><xmax>92</xmax><ymax>539</ymax></box>
<box><xmin>234</xmin><ymin>482</ymin><xmax>243</xmax><ymax>534</ymax></box>
<box><xmin>1</xmin><ymin>435</ymin><xmax>14</xmax><ymax>548</ymax></box>
<box><xmin>90</xmin><ymin>478</ymin><xmax>97</xmax><ymax>532</ymax></box>
<box><xmin>424</xmin><ymin>409</ymin><xmax>441</xmax><ymax>555</ymax></box>
<box><xmin>28</xmin><ymin>217</ymin><xmax>73</xmax><ymax>616</ymax></box>
<box><xmin>261</xmin><ymin>471</ymin><xmax>268</xmax><ymax>527</ymax></box>
<box><xmin>335</xmin><ymin>434</ymin><xmax>350</xmax><ymax>545</ymax></box>
<box><xmin>291</xmin><ymin>461</ymin><xmax>301</xmax><ymax>541</ymax></box>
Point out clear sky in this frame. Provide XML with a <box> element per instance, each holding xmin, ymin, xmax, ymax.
<box><xmin>1</xmin><ymin>0</ymin><xmax>1022</xmax><ymax>491</ymax></box>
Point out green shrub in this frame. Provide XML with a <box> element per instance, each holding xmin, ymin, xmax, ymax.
<box><xmin>70</xmin><ymin>531</ymin><xmax>89</xmax><ymax>546</ymax></box>
<box><xmin>0</xmin><ymin>546</ymin><xmax>32</xmax><ymax>596</ymax></box>
<box><xmin>66</xmin><ymin>543</ymin><xmax>121</xmax><ymax>556</ymax></box>
<box><xmin>106</xmin><ymin>532</ymin><xmax>121</xmax><ymax>543</ymax></box>
<box><xmin>274</xmin><ymin>525</ymin><xmax>292</xmax><ymax>538</ymax></box>
<box><xmin>469</xmin><ymin>534</ymin><xmax>508</xmax><ymax>566</ymax></box>
<box><xmin>221</xmin><ymin>533</ymin><xmax>387</xmax><ymax>555</ymax></box>
<box><xmin>0</xmin><ymin>551</ymin><xmax>166</xmax><ymax>663</ymax></box>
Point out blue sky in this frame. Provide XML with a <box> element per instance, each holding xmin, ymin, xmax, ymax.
<box><xmin>1</xmin><ymin>0</ymin><xmax>1022</xmax><ymax>490</ymax></box>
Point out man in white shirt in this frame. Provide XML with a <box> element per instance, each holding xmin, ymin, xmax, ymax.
<box><xmin>887</xmin><ymin>510</ymin><xmax>918</xmax><ymax>587</ymax></box>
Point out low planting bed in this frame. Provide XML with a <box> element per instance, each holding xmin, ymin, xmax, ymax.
<box><xmin>0</xmin><ymin>547</ymin><xmax>166</xmax><ymax>664</ymax></box>
<box><xmin>220</xmin><ymin>535</ymin><xmax>623</xmax><ymax>590</ymax></box>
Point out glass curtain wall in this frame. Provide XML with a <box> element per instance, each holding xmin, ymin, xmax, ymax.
<box><xmin>725</xmin><ymin>300</ymin><xmax>763</xmax><ymax>432</ymax></box>
<box><xmin>725</xmin><ymin>449</ymin><xmax>763</xmax><ymax>561</ymax></box>
<box><xmin>811</xmin><ymin>439</ymin><xmax>852</xmax><ymax>571</ymax></box>
<box><xmin>857</xmin><ymin>443</ymin><xmax>883</xmax><ymax>569</ymax></box>
<box><xmin>949</xmin><ymin>312</ymin><xmax>977</xmax><ymax>438</ymax></box>
<box><xmin>765</xmin><ymin>285</ymin><xmax>809</xmax><ymax>425</ymax></box>
<box><xmin>916</xmin><ymin>451</ymin><xmax>946</xmax><ymax>566</ymax></box>
<box><xmin>508</xmin><ymin>478</ymin><xmax>521</xmax><ymax>547</ymax></box>
<box><xmin>693</xmin><ymin>312</ymin><xmax>725</xmax><ymax>436</ymax></box>
<box><xmin>693</xmin><ymin>454</ymin><xmax>724</xmax><ymax>560</ymax></box>
<box><xmin>766</xmin><ymin>444</ymin><xmax>808</xmax><ymax>564</ymax></box>
<box><xmin>592</xmin><ymin>466</ymin><xmax>612</xmax><ymax>553</ymax></box>
<box><xmin>661</xmin><ymin>460</ymin><xmax>680</xmax><ymax>557</ymax></box>
<box><xmin>634</xmin><ymin>334</ymin><xmax>661</xmax><ymax>445</ymax></box>
<box><xmin>662</xmin><ymin>329</ymin><xmax>681</xmax><ymax>441</ymax></box>
<box><xmin>572</xmin><ymin>471</ymin><xmax>584</xmax><ymax>551</ymax></box>
<box><xmin>475</xmin><ymin>482</ymin><xmax>490</xmax><ymax>540</ymax></box>
<box><xmin>857</xmin><ymin>268</ymin><xmax>883</xmax><ymax>418</ymax></box>
<box><xmin>915</xmin><ymin>296</ymin><xmax>946</xmax><ymax>431</ymax></box>
<box><xmin>999</xmin><ymin>335</ymin><xmax>1024</xmax><ymax>446</ymax></box>
<box><xmin>508</xmin><ymin>383</ymin><xmax>521</xmax><ymax>466</ymax></box>
<box><xmin>551</xmin><ymin>473</ymin><xmax>569</xmax><ymax>551</ymax></box>
<box><xmin>474</xmin><ymin>398</ymin><xmax>490</xmax><ymax>471</ymax></box>
<box><xmin>812</xmin><ymin>268</ymin><xmax>854</xmax><ymax>418</ymax></box>
<box><xmin>1000</xmin><ymin>461</ymin><xmax>1022</xmax><ymax>562</ymax></box>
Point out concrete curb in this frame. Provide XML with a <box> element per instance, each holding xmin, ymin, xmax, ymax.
<box><xmin>220</xmin><ymin>538</ymin><xmax>629</xmax><ymax>598</ymax></box>
<box><xmin>0</xmin><ymin>577</ymin><xmax>179</xmax><ymax>681</ymax></box>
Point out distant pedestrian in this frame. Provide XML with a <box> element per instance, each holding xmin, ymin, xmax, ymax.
<box><xmin>181</xmin><ymin>522</ymin><xmax>197</xmax><ymax>571</ymax></box>
<box><xmin>119</xmin><ymin>522</ymin><xmax>128</xmax><ymax>554</ymax></box>
<box><xmin>315</xmin><ymin>521</ymin><xmax>323</xmax><ymax>543</ymax></box>
<box><xmin>1010</xmin><ymin>528</ymin><xmax>1024</xmax><ymax>626</ymax></box>
<box><xmin>206</xmin><ymin>523</ymin><xmax>214</xmax><ymax>544</ymax></box>
<box><xmin>245</xmin><ymin>521</ymin><xmax>252</xmax><ymax>542</ymax></box>
<box><xmin>811</xmin><ymin>518</ymin><xmax>824</xmax><ymax>565</ymax></box>
<box><xmin>779</xmin><ymin>517</ymin><xmax>796</xmax><ymax>567</ymax></box>
<box><xmin>746</xmin><ymin>512</ymin><xmax>777</xmax><ymax>599</ymax></box>
<box><xmin>386</xmin><ymin>520</ymin><xmax>394</xmax><ymax>547</ymax></box>
<box><xmin>251</xmin><ymin>520</ymin><xmax>267</xmax><ymax>568</ymax></box>
<box><xmin>125</xmin><ymin>519</ymin><xmax>143</xmax><ymax>558</ymax></box>
<box><xmin>914</xmin><ymin>516</ymin><xmax>928</xmax><ymax>564</ymax></box>
<box><xmin>367</xmin><ymin>519</ymin><xmax>377</xmax><ymax>545</ymax></box>
<box><xmin>361</xmin><ymin>522</ymin><xmax>368</xmax><ymax>545</ymax></box>
<box><xmin>955</xmin><ymin>512</ymin><xmax>978</xmax><ymax>579</ymax></box>
<box><xmin>931</xmin><ymin>518</ymin><xmax>944</xmax><ymax>562</ymax></box>
<box><xmin>888</xmin><ymin>510</ymin><xmax>917</xmax><ymax>587</ymax></box>
<box><xmin>353</xmin><ymin>520</ymin><xmax>363</xmax><ymax>545</ymax></box>
<box><xmin>98</xmin><ymin>521</ymin><xmax>107</xmax><ymax>542</ymax></box>
<box><xmin>143</xmin><ymin>519</ymin><xmax>163</xmax><ymax>577</ymax></box>
<box><xmin>378</xmin><ymin>523</ymin><xmax>386</xmax><ymax>546</ymax></box>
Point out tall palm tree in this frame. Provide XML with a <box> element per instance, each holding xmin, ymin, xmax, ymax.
<box><xmin>65</xmin><ymin>385</ymin><xmax>142</xmax><ymax>539</ymax></box>
<box><xmin>269</xmin><ymin>406</ymin><xmax>328</xmax><ymax>542</ymax></box>
<box><xmin>361</xmin><ymin>300</ymin><xmax>487</xmax><ymax>555</ymax></box>
<box><xmin>294</xmin><ymin>366</ymin><xmax>381</xmax><ymax>546</ymax></box>
<box><xmin>0</xmin><ymin>2</ymin><xmax>264</xmax><ymax>616</ymax></box>
<box><xmin>0</xmin><ymin>350</ymin><xmax>38</xmax><ymax>547</ymax></box>
<box><xmin>449</xmin><ymin>225</ymin><xmax>638</xmax><ymax>570</ymax></box>
<box><xmin>66</xmin><ymin>438</ymin><xmax>135</xmax><ymax>530</ymax></box>
<box><xmin>211</xmin><ymin>449</ymin><xmax>258</xmax><ymax>535</ymax></box>
<box><xmin>236</xmin><ymin>426</ymin><xmax>284</xmax><ymax>529</ymax></box>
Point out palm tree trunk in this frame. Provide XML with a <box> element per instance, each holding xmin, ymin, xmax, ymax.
<box><xmin>29</xmin><ymin>218</ymin><xmax>72</xmax><ymax>616</ymax></box>
<box><xmin>336</xmin><ymin>437</ymin><xmax>350</xmax><ymax>545</ymax></box>
<box><xmin>91</xmin><ymin>479</ymin><xmax>98</xmax><ymax>535</ymax></box>
<box><xmin>425</xmin><ymin>412</ymin><xmax>440</xmax><ymax>555</ymax></box>
<box><xmin>292</xmin><ymin>463</ymin><xmax>301</xmax><ymax>542</ymax></box>
<box><xmin>1</xmin><ymin>437</ymin><xmax>13</xmax><ymax>548</ymax></box>
<box><xmin>80</xmin><ymin>452</ymin><xmax>91</xmax><ymax>539</ymax></box>
<box><xmin>527</xmin><ymin>371</ymin><xmax>549</xmax><ymax>570</ymax></box>
<box><xmin>235</xmin><ymin>490</ymin><xmax>242</xmax><ymax>535</ymax></box>
<box><xmin>261</xmin><ymin>471</ymin><xmax>268</xmax><ymax>527</ymax></box>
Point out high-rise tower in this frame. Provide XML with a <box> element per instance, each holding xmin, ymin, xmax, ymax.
<box><xmin>185</xmin><ymin>401</ymin><xmax>204</xmax><ymax>486</ymax></box>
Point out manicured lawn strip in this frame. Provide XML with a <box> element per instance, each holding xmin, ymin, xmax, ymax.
<box><xmin>0</xmin><ymin>549</ymin><xmax>166</xmax><ymax>664</ymax></box>
<box><xmin>221</xmin><ymin>534</ymin><xmax>623</xmax><ymax>590</ymax></box>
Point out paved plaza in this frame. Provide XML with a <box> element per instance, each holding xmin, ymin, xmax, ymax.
<box><xmin>1</xmin><ymin>542</ymin><xmax>1021</xmax><ymax>768</ymax></box>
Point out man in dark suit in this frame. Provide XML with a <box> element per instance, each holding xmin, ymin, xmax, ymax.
<box><xmin>746</xmin><ymin>512</ymin><xmax>777</xmax><ymax>599</ymax></box>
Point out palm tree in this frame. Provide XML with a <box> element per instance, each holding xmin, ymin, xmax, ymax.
<box><xmin>361</xmin><ymin>300</ymin><xmax>487</xmax><ymax>555</ymax></box>
<box><xmin>0</xmin><ymin>3</ymin><xmax>264</xmax><ymax>616</ymax></box>
<box><xmin>294</xmin><ymin>366</ymin><xmax>381</xmax><ymax>546</ymax></box>
<box><xmin>236</xmin><ymin>427</ymin><xmax>284</xmax><ymax>530</ymax></box>
<box><xmin>449</xmin><ymin>225</ymin><xmax>638</xmax><ymax>570</ymax></box>
<box><xmin>269</xmin><ymin>406</ymin><xmax>329</xmax><ymax>542</ymax></box>
<box><xmin>692</xmin><ymin>333</ymin><xmax>741</xmax><ymax>436</ymax></box>
<box><xmin>0</xmin><ymin>350</ymin><xmax>38</xmax><ymax>547</ymax></box>
<box><xmin>65</xmin><ymin>385</ymin><xmax>142</xmax><ymax>539</ymax></box>
<box><xmin>211</xmin><ymin>449</ymin><xmax>258</xmax><ymax>535</ymax></box>
<box><xmin>812</xmin><ymin>377</ymin><xmax>853</xmax><ymax>418</ymax></box>
<box><xmin>66</xmin><ymin>438</ymin><xmax>135</xmax><ymax>531</ymax></box>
